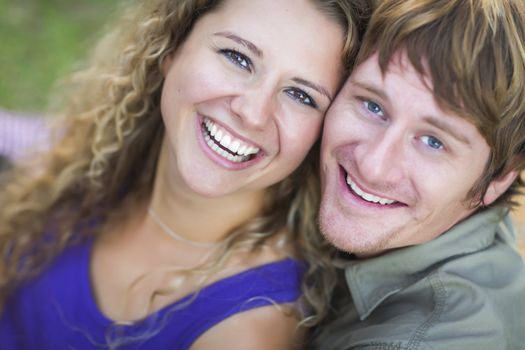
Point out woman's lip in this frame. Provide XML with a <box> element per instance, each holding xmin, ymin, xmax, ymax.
<box><xmin>203</xmin><ymin>116</ymin><xmax>263</xmax><ymax>153</ymax></box>
<box><xmin>202</xmin><ymin>117</ymin><xmax>261</xmax><ymax>158</ymax></box>
<box><xmin>195</xmin><ymin>114</ymin><xmax>265</xmax><ymax>170</ymax></box>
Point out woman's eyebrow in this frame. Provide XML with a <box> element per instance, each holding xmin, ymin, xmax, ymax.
<box><xmin>214</xmin><ymin>31</ymin><xmax>331</xmax><ymax>101</ymax></box>
<box><xmin>213</xmin><ymin>31</ymin><xmax>263</xmax><ymax>58</ymax></box>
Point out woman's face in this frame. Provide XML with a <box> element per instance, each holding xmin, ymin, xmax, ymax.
<box><xmin>160</xmin><ymin>0</ymin><xmax>344</xmax><ymax>198</ymax></box>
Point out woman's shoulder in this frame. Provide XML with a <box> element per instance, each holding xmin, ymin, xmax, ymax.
<box><xmin>197</xmin><ymin>257</ymin><xmax>306</xmax><ymax>302</ymax></box>
<box><xmin>138</xmin><ymin>254</ymin><xmax>304</xmax><ymax>349</ymax></box>
<box><xmin>183</xmin><ymin>257</ymin><xmax>306</xmax><ymax>350</ymax></box>
<box><xmin>189</xmin><ymin>301</ymin><xmax>303</xmax><ymax>350</ymax></box>
<box><xmin>211</xmin><ymin>236</ymin><xmax>306</xmax><ymax>299</ymax></box>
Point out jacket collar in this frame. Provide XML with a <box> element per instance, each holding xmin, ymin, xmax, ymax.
<box><xmin>344</xmin><ymin>207</ymin><xmax>513</xmax><ymax>320</ymax></box>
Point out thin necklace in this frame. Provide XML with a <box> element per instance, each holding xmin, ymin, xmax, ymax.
<box><xmin>147</xmin><ymin>208</ymin><xmax>220</xmax><ymax>249</ymax></box>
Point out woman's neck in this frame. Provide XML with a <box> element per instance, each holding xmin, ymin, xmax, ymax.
<box><xmin>147</xmin><ymin>142</ymin><xmax>266</xmax><ymax>245</ymax></box>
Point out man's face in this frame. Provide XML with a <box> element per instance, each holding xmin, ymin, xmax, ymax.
<box><xmin>319</xmin><ymin>52</ymin><xmax>500</xmax><ymax>257</ymax></box>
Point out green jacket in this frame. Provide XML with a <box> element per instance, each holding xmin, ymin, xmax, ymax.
<box><xmin>312</xmin><ymin>207</ymin><xmax>525</xmax><ymax>350</ymax></box>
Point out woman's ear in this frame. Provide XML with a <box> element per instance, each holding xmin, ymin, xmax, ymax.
<box><xmin>161</xmin><ymin>54</ymin><xmax>174</xmax><ymax>77</ymax></box>
<box><xmin>482</xmin><ymin>170</ymin><xmax>519</xmax><ymax>206</ymax></box>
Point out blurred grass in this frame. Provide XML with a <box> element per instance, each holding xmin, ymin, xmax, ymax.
<box><xmin>0</xmin><ymin>0</ymin><xmax>120</xmax><ymax>112</ymax></box>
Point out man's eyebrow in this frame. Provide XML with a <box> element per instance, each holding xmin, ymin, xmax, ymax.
<box><xmin>423</xmin><ymin>116</ymin><xmax>471</xmax><ymax>146</ymax></box>
<box><xmin>292</xmin><ymin>77</ymin><xmax>333</xmax><ymax>101</ymax></box>
<box><xmin>213</xmin><ymin>31</ymin><xmax>263</xmax><ymax>58</ymax></box>
<box><xmin>351</xmin><ymin>80</ymin><xmax>389</xmax><ymax>102</ymax></box>
<box><xmin>353</xmin><ymin>80</ymin><xmax>471</xmax><ymax>145</ymax></box>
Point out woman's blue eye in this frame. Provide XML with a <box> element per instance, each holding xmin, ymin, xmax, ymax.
<box><xmin>220</xmin><ymin>49</ymin><xmax>252</xmax><ymax>72</ymax></box>
<box><xmin>364</xmin><ymin>100</ymin><xmax>384</xmax><ymax>117</ymax></box>
<box><xmin>285</xmin><ymin>88</ymin><xmax>318</xmax><ymax>109</ymax></box>
<box><xmin>421</xmin><ymin>135</ymin><xmax>444</xmax><ymax>150</ymax></box>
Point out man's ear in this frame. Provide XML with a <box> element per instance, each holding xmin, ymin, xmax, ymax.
<box><xmin>482</xmin><ymin>170</ymin><xmax>519</xmax><ymax>206</ymax></box>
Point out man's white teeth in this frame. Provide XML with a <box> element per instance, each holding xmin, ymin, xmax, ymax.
<box><xmin>203</xmin><ymin>118</ymin><xmax>260</xmax><ymax>162</ymax></box>
<box><xmin>346</xmin><ymin>175</ymin><xmax>396</xmax><ymax>205</ymax></box>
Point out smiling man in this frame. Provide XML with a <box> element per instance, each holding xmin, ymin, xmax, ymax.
<box><xmin>313</xmin><ymin>0</ymin><xmax>525</xmax><ymax>349</ymax></box>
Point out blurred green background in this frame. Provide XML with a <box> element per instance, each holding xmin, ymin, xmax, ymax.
<box><xmin>0</xmin><ymin>0</ymin><xmax>120</xmax><ymax>112</ymax></box>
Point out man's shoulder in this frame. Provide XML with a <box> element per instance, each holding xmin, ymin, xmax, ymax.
<box><xmin>312</xmin><ymin>249</ymin><xmax>525</xmax><ymax>350</ymax></box>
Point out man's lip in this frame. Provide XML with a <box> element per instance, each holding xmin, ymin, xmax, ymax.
<box><xmin>338</xmin><ymin>165</ymin><xmax>406</xmax><ymax>208</ymax></box>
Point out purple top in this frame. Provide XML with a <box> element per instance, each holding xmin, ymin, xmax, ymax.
<box><xmin>0</xmin><ymin>239</ymin><xmax>305</xmax><ymax>349</ymax></box>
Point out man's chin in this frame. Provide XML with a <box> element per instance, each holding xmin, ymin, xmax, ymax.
<box><xmin>319</xmin><ymin>209</ymin><xmax>392</xmax><ymax>257</ymax></box>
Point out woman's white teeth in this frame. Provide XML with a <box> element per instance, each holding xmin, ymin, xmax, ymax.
<box><xmin>229</xmin><ymin>140</ymin><xmax>240</xmax><ymax>153</ymax></box>
<box><xmin>210</xmin><ymin>124</ymin><xmax>218</xmax><ymax>137</ymax></box>
<box><xmin>238</xmin><ymin>145</ymin><xmax>247</xmax><ymax>155</ymax></box>
<box><xmin>215</xmin><ymin>129</ymin><xmax>223</xmax><ymax>141</ymax></box>
<box><xmin>220</xmin><ymin>134</ymin><xmax>231</xmax><ymax>148</ymax></box>
<box><xmin>203</xmin><ymin>118</ymin><xmax>260</xmax><ymax>162</ymax></box>
<box><xmin>346</xmin><ymin>175</ymin><xmax>396</xmax><ymax>205</ymax></box>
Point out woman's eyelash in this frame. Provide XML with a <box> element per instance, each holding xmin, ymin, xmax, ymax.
<box><xmin>218</xmin><ymin>48</ymin><xmax>252</xmax><ymax>72</ymax></box>
<box><xmin>285</xmin><ymin>88</ymin><xmax>318</xmax><ymax>109</ymax></box>
<box><xmin>217</xmin><ymin>46</ymin><xmax>319</xmax><ymax>110</ymax></box>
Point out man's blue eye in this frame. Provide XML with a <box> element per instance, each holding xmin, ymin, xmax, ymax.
<box><xmin>285</xmin><ymin>88</ymin><xmax>318</xmax><ymax>109</ymax></box>
<box><xmin>220</xmin><ymin>49</ymin><xmax>252</xmax><ymax>72</ymax></box>
<box><xmin>421</xmin><ymin>135</ymin><xmax>444</xmax><ymax>150</ymax></box>
<box><xmin>364</xmin><ymin>100</ymin><xmax>384</xmax><ymax>117</ymax></box>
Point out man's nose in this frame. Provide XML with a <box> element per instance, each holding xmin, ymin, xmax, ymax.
<box><xmin>356</xmin><ymin>130</ymin><xmax>404</xmax><ymax>185</ymax></box>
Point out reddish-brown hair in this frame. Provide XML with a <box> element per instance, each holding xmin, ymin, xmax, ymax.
<box><xmin>357</xmin><ymin>0</ymin><xmax>525</xmax><ymax>208</ymax></box>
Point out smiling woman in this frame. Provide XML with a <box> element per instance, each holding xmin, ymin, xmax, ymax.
<box><xmin>0</xmin><ymin>0</ymin><xmax>371</xmax><ymax>349</ymax></box>
<box><xmin>158</xmin><ymin>0</ymin><xmax>344</xmax><ymax>200</ymax></box>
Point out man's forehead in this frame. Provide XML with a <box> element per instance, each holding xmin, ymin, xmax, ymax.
<box><xmin>356</xmin><ymin>51</ymin><xmax>433</xmax><ymax>89</ymax></box>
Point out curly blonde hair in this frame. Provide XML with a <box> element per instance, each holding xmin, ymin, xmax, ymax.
<box><xmin>0</xmin><ymin>0</ymin><xmax>371</xmax><ymax>329</ymax></box>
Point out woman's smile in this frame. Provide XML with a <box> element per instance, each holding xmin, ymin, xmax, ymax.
<box><xmin>201</xmin><ymin>116</ymin><xmax>261</xmax><ymax>163</ymax></box>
